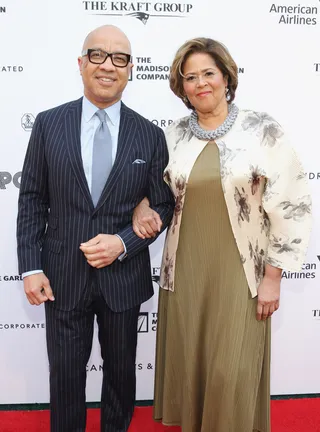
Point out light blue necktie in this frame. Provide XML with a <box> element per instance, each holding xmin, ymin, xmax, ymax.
<box><xmin>91</xmin><ymin>109</ymin><xmax>112</xmax><ymax>207</ymax></box>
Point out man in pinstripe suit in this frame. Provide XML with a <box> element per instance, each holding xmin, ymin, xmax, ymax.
<box><xmin>16</xmin><ymin>25</ymin><xmax>174</xmax><ymax>432</ymax></box>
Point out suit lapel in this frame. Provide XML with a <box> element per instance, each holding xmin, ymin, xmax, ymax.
<box><xmin>94</xmin><ymin>103</ymin><xmax>136</xmax><ymax>213</ymax></box>
<box><xmin>65</xmin><ymin>97</ymin><xmax>94</xmax><ymax>210</ymax></box>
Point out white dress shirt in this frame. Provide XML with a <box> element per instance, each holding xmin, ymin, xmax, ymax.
<box><xmin>22</xmin><ymin>97</ymin><xmax>125</xmax><ymax>278</ymax></box>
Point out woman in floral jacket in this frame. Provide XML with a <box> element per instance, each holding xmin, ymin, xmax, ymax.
<box><xmin>133</xmin><ymin>38</ymin><xmax>312</xmax><ymax>432</ymax></box>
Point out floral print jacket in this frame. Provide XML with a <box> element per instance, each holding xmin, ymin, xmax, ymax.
<box><xmin>159</xmin><ymin>109</ymin><xmax>312</xmax><ymax>297</ymax></box>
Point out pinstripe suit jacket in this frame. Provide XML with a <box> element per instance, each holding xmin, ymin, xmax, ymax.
<box><xmin>17</xmin><ymin>98</ymin><xmax>174</xmax><ymax>312</ymax></box>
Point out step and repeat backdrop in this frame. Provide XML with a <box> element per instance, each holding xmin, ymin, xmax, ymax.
<box><xmin>0</xmin><ymin>0</ymin><xmax>319</xmax><ymax>404</ymax></box>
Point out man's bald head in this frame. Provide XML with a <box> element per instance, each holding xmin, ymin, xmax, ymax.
<box><xmin>82</xmin><ymin>25</ymin><xmax>131</xmax><ymax>55</ymax></box>
<box><xmin>78</xmin><ymin>25</ymin><xmax>133</xmax><ymax>109</ymax></box>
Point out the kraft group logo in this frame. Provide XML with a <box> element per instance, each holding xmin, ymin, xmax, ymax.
<box><xmin>21</xmin><ymin>113</ymin><xmax>35</xmax><ymax>131</ymax></box>
<box><xmin>82</xmin><ymin>1</ymin><xmax>194</xmax><ymax>24</ymax></box>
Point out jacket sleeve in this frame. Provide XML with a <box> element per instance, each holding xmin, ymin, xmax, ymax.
<box><xmin>16</xmin><ymin>113</ymin><xmax>49</xmax><ymax>274</ymax></box>
<box><xmin>262</xmin><ymin>126</ymin><xmax>312</xmax><ymax>271</ymax></box>
<box><xmin>116</xmin><ymin>127</ymin><xmax>175</xmax><ymax>259</ymax></box>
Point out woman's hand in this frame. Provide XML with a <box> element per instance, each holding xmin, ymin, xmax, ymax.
<box><xmin>256</xmin><ymin>264</ymin><xmax>281</xmax><ymax>321</ymax></box>
<box><xmin>133</xmin><ymin>197</ymin><xmax>162</xmax><ymax>239</ymax></box>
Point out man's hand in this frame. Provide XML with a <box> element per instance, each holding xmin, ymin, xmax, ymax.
<box><xmin>133</xmin><ymin>197</ymin><xmax>162</xmax><ymax>239</ymax></box>
<box><xmin>256</xmin><ymin>264</ymin><xmax>281</xmax><ymax>321</ymax></box>
<box><xmin>80</xmin><ymin>234</ymin><xmax>124</xmax><ymax>268</ymax></box>
<box><xmin>24</xmin><ymin>273</ymin><xmax>55</xmax><ymax>306</ymax></box>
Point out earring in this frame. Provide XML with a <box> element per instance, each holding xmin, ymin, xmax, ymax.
<box><xmin>183</xmin><ymin>96</ymin><xmax>188</xmax><ymax>104</ymax></box>
<box><xmin>225</xmin><ymin>87</ymin><xmax>231</xmax><ymax>102</ymax></box>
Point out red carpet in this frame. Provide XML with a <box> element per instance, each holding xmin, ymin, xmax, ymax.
<box><xmin>1</xmin><ymin>399</ymin><xmax>320</xmax><ymax>431</ymax></box>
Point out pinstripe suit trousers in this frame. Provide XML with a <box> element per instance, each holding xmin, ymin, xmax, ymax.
<box><xmin>45</xmin><ymin>275</ymin><xmax>140</xmax><ymax>432</ymax></box>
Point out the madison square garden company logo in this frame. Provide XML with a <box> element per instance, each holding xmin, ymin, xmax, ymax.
<box><xmin>269</xmin><ymin>1</ymin><xmax>319</xmax><ymax>25</ymax></box>
<box><xmin>138</xmin><ymin>266</ymin><xmax>161</xmax><ymax>333</ymax></box>
<box><xmin>128</xmin><ymin>56</ymin><xmax>245</xmax><ymax>82</ymax></box>
<box><xmin>83</xmin><ymin>0</ymin><xmax>194</xmax><ymax>24</ymax></box>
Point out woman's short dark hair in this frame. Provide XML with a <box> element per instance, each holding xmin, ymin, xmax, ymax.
<box><xmin>169</xmin><ymin>38</ymin><xmax>238</xmax><ymax>110</ymax></box>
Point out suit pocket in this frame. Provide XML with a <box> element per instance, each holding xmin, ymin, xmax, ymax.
<box><xmin>45</xmin><ymin>237</ymin><xmax>62</xmax><ymax>254</ymax></box>
<box><xmin>130</xmin><ymin>162</ymin><xmax>147</xmax><ymax>168</ymax></box>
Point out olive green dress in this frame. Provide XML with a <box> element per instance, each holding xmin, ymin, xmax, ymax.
<box><xmin>154</xmin><ymin>141</ymin><xmax>271</xmax><ymax>432</ymax></box>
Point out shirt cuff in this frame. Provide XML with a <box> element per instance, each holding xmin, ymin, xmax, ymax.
<box><xmin>22</xmin><ymin>270</ymin><xmax>43</xmax><ymax>278</ymax></box>
<box><xmin>115</xmin><ymin>234</ymin><xmax>127</xmax><ymax>261</ymax></box>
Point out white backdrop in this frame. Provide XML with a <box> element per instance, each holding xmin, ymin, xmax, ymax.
<box><xmin>0</xmin><ymin>0</ymin><xmax>319</xmax><ymax>404</ymax></box>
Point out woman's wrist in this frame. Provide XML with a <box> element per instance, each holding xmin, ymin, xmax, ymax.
<box><xmin>264</xmin><ymin>263</ymin><xmax>282</xmax><ymax>281</ymax></box>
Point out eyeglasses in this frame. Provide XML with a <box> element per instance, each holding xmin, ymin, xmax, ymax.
<box><xmin>82</xmin><ymin>49</ymin><xmax>132</xmax><ymax>68</ymax></box>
